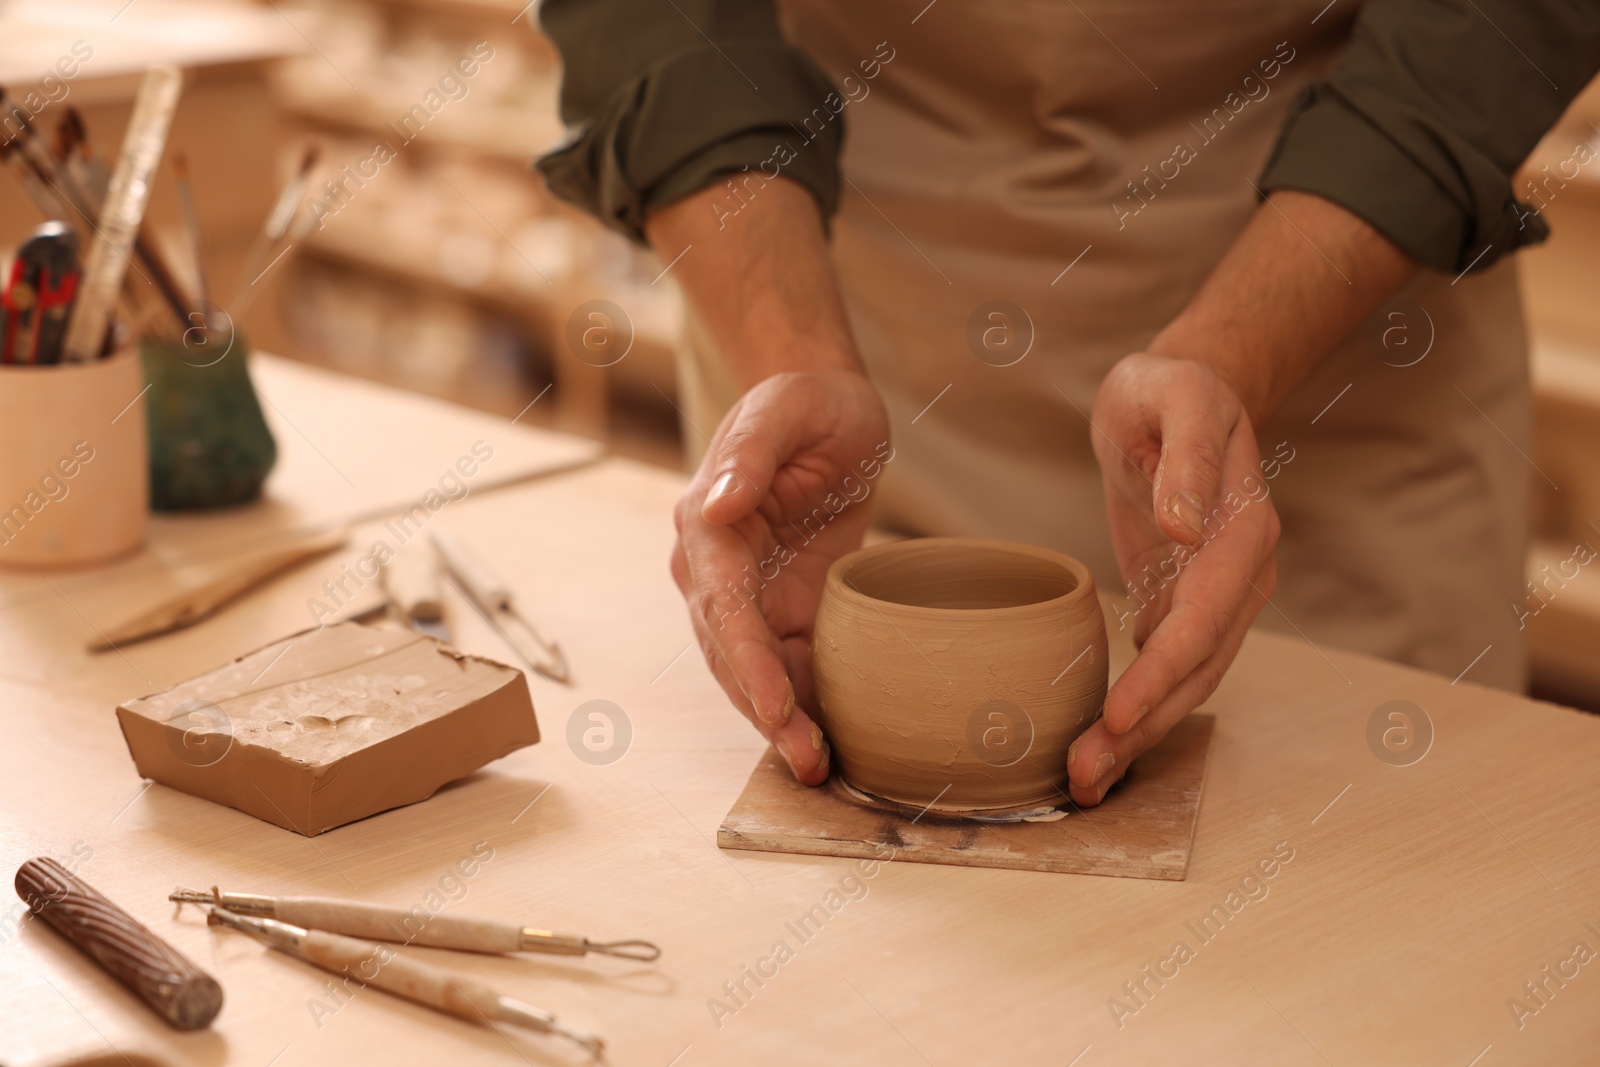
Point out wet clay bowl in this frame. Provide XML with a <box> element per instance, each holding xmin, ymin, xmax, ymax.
<box><xmin>811</xmin><ymin>537</ymin><xmax>1108</xmax><ymax>814</ymax></box>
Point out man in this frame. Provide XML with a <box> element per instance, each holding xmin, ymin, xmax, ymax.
<box><xmin>538</xmin><ymin>1</ymin><xmax>1600</xmax><ymax>805</ymax></box>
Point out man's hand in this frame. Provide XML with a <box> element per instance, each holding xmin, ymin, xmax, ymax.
<box><xmin>1065</xmin><ymin>191</ymin><xmax>1417</xmax><ymax>805</ymax></box>
<box><xmin>646</xmin><ymin>178</ymin><xmax>877</xmax><ymax>781</ymax></box>
<box><xmin>1069</xmin><ymin>355</ymin><xmax>1277</xmax><ymax>805</ymax></box>
<box><xmin>670</xmin><ymin>370</ymin><xmax>890</xmax><ymax>783</ymax></box>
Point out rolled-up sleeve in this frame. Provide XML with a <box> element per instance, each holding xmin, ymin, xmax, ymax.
<box><xmin>1259</xmin><ymin>1</ymin><xmax>1600</xmax><ymax>274</ymax></box>
<box><xmin>536</xmin><ymin>0</ymin><xmax>844</xmax><ymax>241</ymax></box>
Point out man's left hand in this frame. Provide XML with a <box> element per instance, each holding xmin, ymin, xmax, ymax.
<box><xmin>1069</xmin><ymin>352</ymin><xmax>1280</xmax><ymax>806</ymax></box>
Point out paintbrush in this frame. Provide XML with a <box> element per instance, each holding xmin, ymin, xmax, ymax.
<box><xmin>172</xmin><ymin>151</ymin><xmax>211</xmax><ymax>326</ymax></box>
<box><xmin>0</xmin><ymin>137</ymin><xmax>77</xmax><ymax>222</ymax></box>
<box><xmin>1</xmin><ymin>139</ymin><xmax>146</xmax><ymax>329</ymax></box>
<box><xmin>60</xmin><ymin>68</ymin><xmax>186</xmax><ymax>362</ymax></box>
<box><xmin>168</xmin><ymin>886</ymin><xmax>660</xmax><ymax>961</ymax></box>
<box><xmin>2</xmin><ymin>88</ymin><xmax>193</xmax><ymax>333</ymax></box>
<box><xmin>204</xmin><ymin>906</ymin><xmax>604</xmax><ymax>1055</ymax></box>
<box><xmin>55</xmin><ymin>108</ymin><xmax>110</xmax><ymax>206</ymax></box>
<box><xmin>228</xmin><ymin>144</ymin><xmax>318</xmax><ymax>315</ymax></box>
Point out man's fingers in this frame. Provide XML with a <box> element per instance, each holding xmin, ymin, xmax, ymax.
<box><xmin>694</xmin><ymin>618</ymin><xmax>829</xmax><ymax>784</ymax></box>
<box><xmin>699</xmin><ymin>382</ymin><xmax>815</xmax><ymax>525</ymax></box>
<box><xmin>1104</xmin><ymin>507</ymin><xmax>1272</xmax><ymax>733</ymax></box>
<box><xmin>1151</xmin><ymin>377</ymin><xmax>1239</xmax><ymax>547</ymax></box>
<box><xmin>1067</xmin><ymin>567</ymin><xmax>1265</xmax><ymax>805</ymax></box>
<box><xmin>1105</xmin><ymin>418</ymin><xmax>1274</xmax><ymax>733</ymax></box>
<box><xmin>680</xmin><ymin>498</ymin><xmax>798</xmax><ymax>728</ymax></box>
<box><xmin>772</xmin><ymin>710</ymin><xmax>831</xmax><ymax>785</ymax></box>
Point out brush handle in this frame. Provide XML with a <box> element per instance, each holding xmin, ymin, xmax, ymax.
<box><xmin>60</xmin><ymin>66</ymin><xmax>182</xmax><ymax>363</ymax></box>
<box><xmin>291</xmin><ymin>927</ymin><xmax>505</xmax><ymax>1023</ymax></box>
<box><xmin>15</xmin><ymin>857</ymin><xmax>223</xmax><ymax>1030</ymax></box>
<box><xmin>431</xmin><ymin>531</ymin><xmax>511</xmax><ymax>612</ymax></box>
<box><xmin>272</xmin><ymin>896</ymin><xmax>524</xmax><ymax>953</ymax></box>
<box><xmin>380</xmin><ymin>546</ymin><xmax>443</xmax><ymax>623</ymax></box>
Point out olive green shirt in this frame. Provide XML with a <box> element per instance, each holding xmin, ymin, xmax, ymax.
<box><xmin>536</xmin><ymin>0</ymin><xmax>1600</xmax><ymax>273</ymax></box>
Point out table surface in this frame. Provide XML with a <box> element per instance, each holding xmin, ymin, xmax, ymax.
<box><xmin>1</xmin><ymin>365</ymin><xmax>1596</xmax><ymax>1067</ymax></box>
<box><xmin>0</xmin><ymin>352</ymin><xmax>598</xmax><ymax>690</ymax></box>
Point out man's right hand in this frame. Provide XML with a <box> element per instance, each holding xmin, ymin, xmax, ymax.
<box><xmin>669</xmin><ymin>369</ymin><xmax>890</xmax><ymax>784</ymax></box>
<box><xmin>645</xmin><ymin>178</ymin><xmax>881</xmax><ymax>783</ymax></box>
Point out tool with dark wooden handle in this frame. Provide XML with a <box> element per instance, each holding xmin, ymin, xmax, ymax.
<box><xmin>15</xmin><ymin>857</ymin><xmax>223</xmax><ymax>1030</ymax></box>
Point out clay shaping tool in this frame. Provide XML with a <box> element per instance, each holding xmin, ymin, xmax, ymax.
<box><xmin>168</xmin><ymin>887</ymin><xmax>659</xmax><ymax>961</ymax></box>
<box><xmin>203</xmin><ymin>906</ymin><xmax>603</xmax><ymax>1055</ymax></box>
<box><xmin>379</xmin><ymin>545</ymin><xmax>450</xmax><ymax>642</ymax></box>
<box><xmin>60</xmin><ymin>66</ymin><xmax>185</xmax><ymax>363</ymax></box>
<box><xmin>88</xmin><ymin>528</ymin><xmax>348</xmax><ymax>651</ymax></box>
<box><xmin>14</xmin><ymin>858</ymin><xmax>223</xmax><ymax>1030</ymax></box>
<box><xmin>431</xmin><ymin>530</ymin><xmax>571</xmax><ymax>684</ymax></box>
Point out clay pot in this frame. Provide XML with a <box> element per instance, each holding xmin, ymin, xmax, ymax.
<box><xmin>811</xmin><ymin>537</ymin><xmax>1108</xmax><ymax>813</ymax></box>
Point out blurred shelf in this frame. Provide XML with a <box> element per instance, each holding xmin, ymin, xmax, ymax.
<box><xmin>249</xmin><ymin>0</ymin><xmax>685</xmax><ymax>453</ymax></box>
<box><xmin>273</xmin><ymin>75</ymin><xmax>563</xmax><ymax>163</ymax></box>
<box><xmin>0</xmin><ymin>0</ymin><xmax>304</xmax><ymax>82</ymax></box>
<box><xmin>361</xmin><ymin>0</ymin><xmax>537</xmax><ymax>20</ymax></box>
<box><xmin>1527</xmin><ymin>538</ymin><xmax>1600</xmax><ymax>713</ymax></box>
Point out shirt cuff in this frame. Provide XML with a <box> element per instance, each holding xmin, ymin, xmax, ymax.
<box><xmin>1258</xmin><ymin>83</ymin><xmax>1550</xmax><ymax>275</ymax></box>
<box><xmin>537</xmin><ymin>42</ymin><xmax>844</xmax><ymax>242</ymax></box>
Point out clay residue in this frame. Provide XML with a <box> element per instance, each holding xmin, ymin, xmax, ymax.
<box><xmin>120</xmin><ymin>622</ymin><xmax>525</xmax><ymax>767</ymax></box>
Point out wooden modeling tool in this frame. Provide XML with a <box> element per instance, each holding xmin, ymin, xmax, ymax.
<box><xmin>60</xmin><ymin>66</ymin><xmax>184</xmax><ymax>363</ymax></box>
<box><xmin>432</xmin><ymin>530</ymin><xmax>570</xmax><ymax>684</ymax></box>
<box><xmin>14</xmin><ymin>858</ymin><xmax>223</xmax><ymax>1030</ymax></box>
<box><xmin>89</xmin><ymin>528</ymin><xmax>347</xmax><ymax>651</ymax></box>
<box><xmin>203</xmin><ymin>906</ymin><xmax>603</xmax><ymax>1055</ymax></box>
<box><xmin>379</xmin><ymin>544</ymin><xmax>449</xmax><ymax>641</ymax></box>
<box><xmin>168</xmin><ymin>887</ymin><xmax>660</xmax><ymax>960</ymax></box>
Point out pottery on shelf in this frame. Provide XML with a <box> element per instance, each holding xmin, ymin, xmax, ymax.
<box><xmin>810</xmin><ymin>537</ymin><xmax>1109</xmax><ymax>813</ymax></box>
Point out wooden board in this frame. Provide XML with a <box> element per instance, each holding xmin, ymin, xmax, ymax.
<box><xmin>719</xmin><ymin>716</ymin><xmax>1213</xmax><ymax>880</ymax></box>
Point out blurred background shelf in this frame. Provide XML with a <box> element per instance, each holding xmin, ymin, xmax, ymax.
<box><xmin>0</xmin><ymin>0</ymin><xmax>686</xmax><ymax>468</ymax></box>
<box><xmin>1519</xmin><ymin>81</ymin><xmax>1600</xmax><ymax>710</ymax></box>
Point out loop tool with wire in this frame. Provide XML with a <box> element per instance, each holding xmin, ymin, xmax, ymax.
<box><xmin>169</xmin><ymin>886</ymin><xmax>660</xmax><ymax>961</ymax></box>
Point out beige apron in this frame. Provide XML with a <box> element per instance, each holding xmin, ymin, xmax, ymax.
<box><xmin>679</xmin><ymin>0</ymin><xmax>1531</xmax><ymax>690</ymax></box>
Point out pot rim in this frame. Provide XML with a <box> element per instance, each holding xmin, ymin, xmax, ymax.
<box><xmin>824</xmin><ymin>536</ymin><xmax>1098</xmax><ymax>619</ymax></box>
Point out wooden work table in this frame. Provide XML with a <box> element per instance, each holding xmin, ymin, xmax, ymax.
<box><xmin>1</xmin><ymin>364</ymin><xmax>1597</xmax><ymax>1067</ymax></box>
